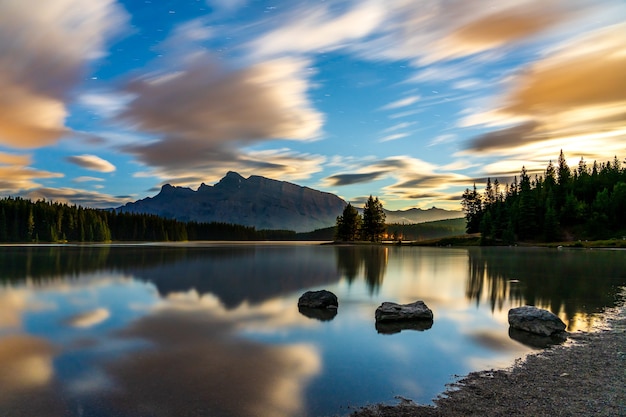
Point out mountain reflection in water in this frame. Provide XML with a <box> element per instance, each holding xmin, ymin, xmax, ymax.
<box><xmin>0</xmin><ymin>244</ymin><xmax>624</xmax><ymax>417</ymax></box>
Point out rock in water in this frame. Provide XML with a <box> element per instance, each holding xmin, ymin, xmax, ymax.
<box><xmin>298</xmin><ymin>290</ymin><xmax>338</xmax><ymax>309</ymax></box>
<box><xmin>508</xmin><ymin>305</ymin><xmax>567</xmax><ymax>336</ymax></box>
<box><xmin>375</xmin><ymin>301</ymin><xmax>433</xmax><ymax>322</ymax></box>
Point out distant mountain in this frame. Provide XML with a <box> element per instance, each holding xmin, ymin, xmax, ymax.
<box><xmin>118</xmin><ymin>172</ymin><xmax>347</xmax><ymax>233</ymax></box>
<box><xmin>383</xmin><ymin>207</ymin><xmax>464</xmax><ymax>224</ymax></box>
<box><xmin>118</xmin><ymin>172</ymin><xmax>464</xmax><ymax>232</ymax></box>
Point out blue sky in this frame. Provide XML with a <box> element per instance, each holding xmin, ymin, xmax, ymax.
<box><xmin>0</xmin><ymin>0</ymin><xmax>624</xmax><ymax>210</ymax></box>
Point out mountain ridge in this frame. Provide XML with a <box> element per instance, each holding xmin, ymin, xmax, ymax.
<box><xmin>118</xmin><ymin>172</ymin><xmax>463</xmax><ymax>232</ymax></box>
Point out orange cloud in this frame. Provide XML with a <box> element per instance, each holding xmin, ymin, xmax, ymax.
<box><xmin>0</xmin><ymin>335</ymin><xmax>55</xmax><ymax>401</ymax></box>
<box><xmin>446</xmin><ymin>4</ymin><xmax>564</xmax><ymax>52</ymax></box>
<box><xmin>353</xmin><ymin>0</ymin><xmax>585</xmax><ymax>65</ymax></box>
<box><xmin>462</xmin><ymin>23</ymin><xmax>626</xmax><ymax>161</ymax></box>
<box><xmin>504</xmin><ymin>24</ymin><xmax>626</xmax><ymax>116</ymax></box>
<box><xmin>0</xmin><ymin>0</ymin><xmax>125</xmax><ymax>148</ymax></box>
<box><xmin>0</xmin><ymin>152</ymin><xmax>63</xmax><ymax>193</ymax></box>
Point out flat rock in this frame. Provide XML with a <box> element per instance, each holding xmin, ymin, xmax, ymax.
<box><xmin>508</xmin><ymin>305</ymin><xmax>567</xmax><ymax>336</ymax></box>
<box><xmin>375</xmin><ymin>301</ymin><xmax>434</xmax><ymax>322</ymax></box>
<box><xmin>297</xmin><ymin>290</ymin><xmax>338</xmax><ymax>309</ymax></box>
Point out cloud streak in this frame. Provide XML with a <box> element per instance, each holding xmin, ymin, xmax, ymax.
<box><xmin>119</xmin><ymin>51</ymin><xmax>323</xmax><ymax>182</ymax></box>
<box><xmin>0</xmin><ymin>0</ymin><xmax>126</xmax><ymax>148</ymax></box>
<box><xmin>66</xmin><ymin>155</ymin><xmax>116</xmax><ymax>173</ymax></box>
<box><xmin>323</xmin><ymin>155</ymin><xmax>472</xmax><ymax>209</ymax></box>
<box><xmin>462</xmin><ymin>22</ymin><xmax>626</xmax><ymax>160</ymax></box>
<box><xmin>24</xmin><ymin>187</ymin><xmax>133</xmax><ymax>209</ymax></box>
<box><xmin>0</xmin><ymin>152</ymin><xmax>63</xmax><ymax>193</ymax></box>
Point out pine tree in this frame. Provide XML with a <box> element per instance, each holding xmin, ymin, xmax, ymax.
<box><xmin>461</xmin><ymin>184</ymin><xmax>483</xmax><ymax>233</ymax></box>
<box><xmin>517</xmin><ymin>167</ymin><xmax>537</xmax><ymax>240</ymax></box>
<box><xmin>543</xmin><ymin>197</ymin><xmax>559</xmax><ymax>242</ymax></box>
<box><xmin>335</xmin><ymin>203</ymin><xmax>362</xmax><ymax>241</ymax></box>
<box><xmin>557</xmin><ymin>150</ymin><xmax>571</xmax><ymax>187</ymax></box>
<box><xmin>0</xmin><ymin>207</ymin><xmax>6</xmax><ymax>242</ymax></box>
<box><xmin>361</xmin><ymin>196</ymin><xmax>386</xmax><ymax>242</ymax></box>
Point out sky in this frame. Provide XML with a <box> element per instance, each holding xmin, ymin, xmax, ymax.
<box><xmin>0</xmin><ymin>0</ymin><xmax>625</xmax><ymax>211</ymax></box>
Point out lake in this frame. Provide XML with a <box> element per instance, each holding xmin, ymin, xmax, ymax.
<box><xmin>1</xmin><ymin>243</ymin><xmax>624</xmax><ymax>417</ymax></box>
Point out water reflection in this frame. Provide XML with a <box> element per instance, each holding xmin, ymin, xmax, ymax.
<box><xmin>466</xmin><ymin>247</ymin><xmax>626</xmax><ymax>330</ymax></box>
<box><xmin>508</xmin><ymin>327</ymin><xmax>568</xmax><ymax>348</ymax></box>
<box><xmin>105</xmin><ymin>309</ymin><xmax>319</xmax><ymax>417</ymax></box>
<box><xmin>0</xmin><ymin>245</ymin><xmax>341</xmax><ymax>309</ymax></box>
<box><xmin>335</xmin><ymin>246</ymin><xmax>388</xmax><ymax>293</ymax></box>
<box><xmin>298</xmin><ymin>306</ymin><xmax>337</xmax><ymax>321</ymax></box>
<box><xmin>375</xmin><ymin>319</ymin><xmax>433</xmax><ymax>334</ymax></box>
<box><xmin>0</xmin><ymin>244</ymin><xmax>624</xmax><ymax>417</ymax></box>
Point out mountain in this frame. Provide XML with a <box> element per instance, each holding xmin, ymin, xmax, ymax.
<box><xmin>118</xmin><ymin>172</ymin><xmax>347</xmax><ymax>232</ymax></box>
<box><xmin>383</xmin><ymin>207</ymin><xmax>464</xmax><ymax>224</ymax></box>
<box><xmin>118</xmin><ymin>172</ymin><xmax>464</xmax><ymax>232</ymax></box>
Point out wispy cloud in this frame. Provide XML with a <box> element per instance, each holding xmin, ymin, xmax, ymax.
<box><xmin>461</xmin><ymin>22</ymin><xmax>626</xmax><ymax>164</ymax></box>
<box><xmin>247</xmin><ymin>1</ymin><xmax>385</xmax><ymax>59</ymax></box>
<box><xmin>72</xmin><ymin>176</ymin><xmax>105</xmax><ymax>183</ymax></box>
<box><xmin>130</xmin><ymin>148</ymin><xmax>326</xmax><ymax>189</ymax></box>
<box><xmin>428</xmin><ymin>134</ymin><xmax>457</xmax><ymax>147</ymax></box>
<box><xmin>0</xmin><ymin>152</ymin><xmax>64</xmax><ymax>193</ymax></box>
<box><xmin>66</xmin><ymin>155</ymin><xmax>116</xmax><ymax>173</ymax></box>
<box><xmin>325</xmin><ymin>172</ymin><xmax>386</xmax><ymax>186</ymax></box>
<box><xmin>382</xmin><ymin>122</ymin><xmax>417</xmax><ymax>133</ymax></box>
<box><xmin>381</xmin><ymin>96</ymin><xmax>420</xmax><ymax>111</ymax></box>
<box><xmin>23</xmin><ymin>187</ymin><xmax>133</xmax><ymax>208</ymax></box>
<box><xmin>78</xmin><ymin>91</ymin><xmax>132</xmax><ymax>118</ymax></box>
<box><xmin>379</xmin><ymin>133</ymin><xmax>410</xmax><ymax>143</ymax></box>
<box><xmin>118</xmin><ymin>39</ymin><xmax>323</xmax><ymax>181</ymax></box>
<box><xmin>322</xmin><ymin>155</ymin><xmax>472</xmax><ymax>209</ymax></box>
<box><xmin>354</xmin><ymin>0</ymin><xmax>586</xmax><ymax>65</ymax></box>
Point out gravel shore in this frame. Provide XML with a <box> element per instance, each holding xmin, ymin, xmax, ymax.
<box><xmin>351</xmin><ymin>293</ymin><xmax>626</xmax><ymax>417</ymax></box>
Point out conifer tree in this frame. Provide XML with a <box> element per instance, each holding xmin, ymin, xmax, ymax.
<box><xmin>361</xmin><ymin>196</ymin><xmax>386</xmax><ymax>242</ymax></box>
<box><xmin>335</xmin><ymin>203</ymin><xmax>362</xmax><ymax>241</ymax></box>
<box><xmin>461</xmin><ymin>184</ymin><xmax>483</xmax><ymax>233</ymax></box>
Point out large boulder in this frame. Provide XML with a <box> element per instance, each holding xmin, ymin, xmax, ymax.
<box><xmin>375</xmin><ymin>301</ymin><xmax>433</xmax><ymax>322</ymax></box>
<box><xmin>297</xmin><ymin>290</ymin><xmax>338</xmax><ymax>309</ymax></box>
<box><xmin>508</xmin><ymin>306</ymin><xmax>567</xmax><ymax>336</ymax></box>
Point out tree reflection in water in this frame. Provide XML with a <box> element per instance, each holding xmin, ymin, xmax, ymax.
<box><xmin>466</xmin><ymin>247</ymin><xmax>626</xmax><ymax>330</ymax></box>
<box><xmin>335</xmin><ymin>246</ymin><xmax>388</xmax><ymax>294</ymax></box>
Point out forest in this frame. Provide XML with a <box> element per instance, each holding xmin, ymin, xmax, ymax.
<box><xmin>0</xmin><ymin>197</ymin><xmax>295</xmax><ymax>243</ymax></box>
<box><xmin>461</xmin><ymin>152</ymin><xmax>626</xmax><ymax>243</ymax></box>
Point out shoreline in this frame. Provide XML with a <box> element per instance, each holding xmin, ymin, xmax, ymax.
<box><xmin>350</xmin><ymin>289</ymin><xmax>626</xmax><ymax>417</ymax></box>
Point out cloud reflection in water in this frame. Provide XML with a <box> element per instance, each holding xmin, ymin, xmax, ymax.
<box><xmin>104</xmin><ymin>307</ymin><xmax>320</xmax><ymax>417</ymax></box>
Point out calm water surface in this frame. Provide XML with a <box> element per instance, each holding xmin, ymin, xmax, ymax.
<box><xmin>0</xmin><ymin>243</ymin><xmax>624</xmax><ymax>417</ymax></box>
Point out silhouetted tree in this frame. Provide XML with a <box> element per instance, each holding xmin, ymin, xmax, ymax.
<box><xmin>461</xmin><ymin>184</ymin><xmax>483</xmax><ymax>233</ymax></box>
<box><xmin>335</xmin><ymin>203</ymin><xmax>362</xmax><ymax>241</ymax></box>
<box><xmin>361</xmin><ymin>196</ymin><xmax>386</xmax><ymax>242</ymax></box>
<box><xmin>462</xmin><ymin>152</ymin><xmax>626</xmax><ymax>244</ymax></box>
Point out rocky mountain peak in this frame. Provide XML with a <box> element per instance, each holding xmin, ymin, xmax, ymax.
<box><xmin>216</xmin><ymin>171</ymin><xmax>245</xmax><ymax>189</ymax></box>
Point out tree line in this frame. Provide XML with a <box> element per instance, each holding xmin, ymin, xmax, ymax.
<box><xmin>461</xmin><ymin>151</ymin><xmax>626</xmax><ymax>243</ymax></box>
<box><xmin>335</xmin><ymin>195</ymin><xmax>386</xmax><ymax>242</ymax></box>
<box><xmin>0</xmin><ymin>197</ymin><xmax>295</xmax><ymax>243</ymax></box>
